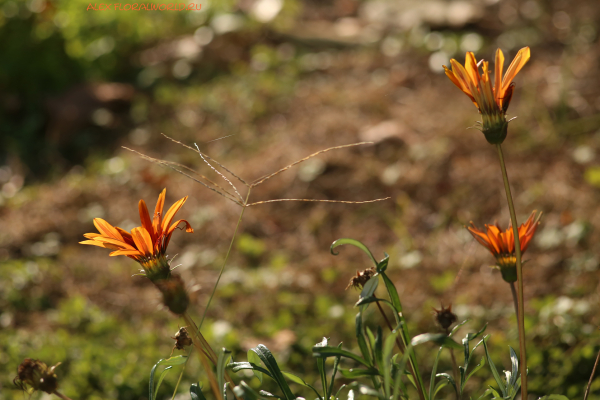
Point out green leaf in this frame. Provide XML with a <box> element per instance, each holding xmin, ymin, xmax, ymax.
<box><xmin>482</xmin><ymin>337</ymin><xmax>507</xmax><ymax>397</ymax></box>
<box><xmin>251</xmin><ymin>345</ymin><xmax>295</xmax><ymax>400</ymax></box>
<box><xmin>463</xmin><ymin>356</ymin><xmax>485</xmax><ymax>391</ymax></box>
<box><xmin>471</xmin><ymin>324</ymin><xmax>488</xmax><ymax>341</ymax></box>
<box><xmin>432</xmin><ymin>380</ymin><xmax>448</xmax><ymax>399</ymax></box>
<box><xmin>508</xmin><ymin>347</ymin><xmax>519</xmax><ymax>388</ymax></box>
<box><xmin>282</xmin><ymin>372</ymin><xmax>322</xmax><ymax>400</ymax></box>
<box><xmin>382</xmin><ymin>329</ymin><xmax>399</xmax><ymax>398</ymax></box>
<box><xmin>312</xmin><ymin>346</ymin><xmax>371</xmax><ymax>368</ymax></box>
<box><xmin>537</xmin><ymin>395</ymin><xmax>570</xmax><ymax>400</ymax></box>
<box><xmin>377</xmin><ymin>253</ymin><xmax>390</xmax><ymax>273</ymax></box>
<box><xmin>330</xmin><ymin>238</ymin><xmax>377</xmax><ymax>267</ymax></box>
<box><xmin>149</xmin><ymin>356</ymin><xmax>188</xmax><ymax>400</ymax></box>
<box><xmin>152</xmin><ymin>366</ymin><xmax>172</xmax><ymax>400</ymax></box>
<box><xmin>380</xmin><ymin>272</ymin><xmax>403</xmax><ymax>314</ymax></box>
<box><xmin>259</xmin><ymin>390</ymin><xmax>282</xmax><ymax>398</ymax></box>
<box><xmin>218</xmin><ymin>348</ymin><xmax>232</xmax><ymax>400</ymax></box>
<box><xmin>374</xmin><ymin>327</ymin><xmax>384</xmax><ymax>374</ymax></box>
<box><xmin>411</xmin><ymin>333</ymin><xmax>462</xmax><ymax>350</ymax></box>
<box><xmin>429</xmin><ymin>347</ymin><xmax>443</xmax><ymax>400</ymax></box>
<box><xmin>315</xmin><ymin>338</ymin><xmax>328</xmax><ymax>398</ymax></box>
<box><xmin>436</xmin><ymin>373</ymin><xmax>457</xmax><ymax>396</ymax></box>
<box><xmin>359</xmin><ymin>276</ymin><xmax>379</xmax><ymax>302</ymax></box>
<box><xmin>449</xmin><ymin>320</ymin><xmax>470</xmax><ymax>337</ymax></box>
<box><xmin>475</xmin><ymin>388</ymin><xmax>493</xmax><ymax>400</ymax></box>
<box><xmin>355</xmin><ymin>312</ymin><xmax>372</xmax><ymax>365</ymax></box>
<box><xmin>191</xmin><ymin>383</ymin><xmax>208</xmax><ymax>400</ymax></box>
<box><xmin>335</xmin><ymin>384</ymin><xmax>347</xmax><ymax>399</ymax></box>
<box><xmin>248</xmin><ymin>349</ymin><xmax>264</xmax><ymax>383</ymax></box>
<box><xmin>228</xmin><ymin>362</ymin><xmax>273</xmax><ymax>379</ymax></box>
<box><xmin>340</xmin><ymin>368</ymin><xmax>380</xmax><ymax>378</ymax></box>
<box><xmin>327</xmin><ymin>344</ymin><xmax>343</xmax><ymax>399</ymax></box>
<box><xmin>356</xmin><ymin>384</ymin><xmax>385</xmax><ymax>399</ymax></box>
<box><xmin>233</xmin><ymin>381</ymin><xmax>260</xmax><ymax>400</ymax></box>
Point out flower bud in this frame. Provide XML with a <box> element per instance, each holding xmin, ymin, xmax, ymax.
<box><xmin>156</xmin><ymin>274</ymin><xmax>190</xmax><ymax>315</ymax></box>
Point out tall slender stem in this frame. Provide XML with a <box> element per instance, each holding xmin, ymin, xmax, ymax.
<box><xmin>509</xmin><ymin>282</ymin><xmax>519</xmax><ymax>322</ymax></box>
<box><xmin>584</xmin><ymin>348</ymin><xmax>600</xmax><ymax>400</ymax></box>
<box><xmin>183</xmin><ymin>313</ymin><xmax>221</xmax><ymax>399</ymax></box>
<box><xmin>495</xmin><ymin>144</ymin><xmax>527</xmax><ymax>400</ymax></box>
<box><xmin>199</xmin><ymin>188</ymin><xmax>251</xmax><ymax>328</ymax></box>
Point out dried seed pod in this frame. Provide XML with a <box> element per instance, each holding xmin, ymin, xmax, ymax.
<box><xmin>172</xmin><ymin>327</ymin><xmax>193</xmax><ymax>350</ymax></box>
<box><xmin>433</xmin><ymin>304</ymin><xmax>458</xmax><ymax>332</ymax></box>
<box><xmin>346</xmin><ymin>267</ymin><xmax>376</xmax><ymax>290</ymax></box>
<box><xmin>13</xmin><ymin>358</ymin><xmax>61</xmax><ymax>394</ymax></box>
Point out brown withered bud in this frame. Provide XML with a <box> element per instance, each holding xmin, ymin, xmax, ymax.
<box><xmin>172</xmin><ymin>327</ymin><xmax>193</xmax><ymax>350</ymax></box>
<box><xmin>346</xmin><ymin>267</ymin><xmax>377</xmax><ymax>290</ymax></box>
<box><xmin>170</xmin><ymin>326</ymin><xmax>194</xmax><ymax>356</ymax></box>
<box><xmin>433</xmin><ymin>304</ymin><xmax>457</xmax><ymax>332</ymax></box>
<box><xmin>13</xmin><ymin>358</ymin><xmax>61</xmax><ymax>394</ymax></box>
<box><xmin>156</xmin><ymin>274</ymin><xmax>190</xmax><ymax>315</ymax></box>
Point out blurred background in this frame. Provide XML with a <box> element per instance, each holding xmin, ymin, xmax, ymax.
<box><xmin>1</xmin><ymin>0</ymin><xmax>600</xmax><ymax>398</ymax></box>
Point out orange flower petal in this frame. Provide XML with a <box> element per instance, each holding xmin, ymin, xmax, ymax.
<box><xmin>109</xmin><ymin>249</ymin><xmax>143</xmax><ymax>257</ymax></box>
<box><xmin>161</xmin><ymin>196</ymin><xmax>188</xmax><ymax>235</ymax></box>
<box><xmin>93</xmin><ymin>236</ymin><xmax>137</xmax><ymax>251</ymax></box>
<box><xmin>501</xmin><ymin>47</ymin><xmax>530</xmax><ymax>94</ymax></box>
<box><xmin>115</xmin><ymin>227</ymin><xmax>136</xmax><ymax>247</ymax></box>
<box><xmin>132</xmin><ymin>227</ymin><xmax>154</xmax><ymax>257</ymax></box>
<box><xmin>162</xmin><ymin>219</ymin><xmax>194</xmax><ymax>252</ymax></box>
<box><xmin>93</xmin><ymin>218</ymin><xmax>124</xmax><ymax>242</ymax></box>
<box><xmin>444</xmin><ymin>65</ymin><xmax>476</xmax><ymax>103</ymax></box>
<box><xmin>494</xmin><ymin>48</ymin><xmax>505</xmax><ymax>104</ymax></box>
<box><xmin>138</xmin><ymin>199</ymin><xmax>155</xmax><ymax>242</ymax></box>
<box><xmin>153</xmin><ymin>189</ymin><xmax>166</xmax><ymax>237</ymax></box>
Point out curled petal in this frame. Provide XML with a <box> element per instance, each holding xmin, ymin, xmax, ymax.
<box><xmin>161</xmin><ymin>196</ymin><xmax>188</xmax><ymax>235</ymax></box>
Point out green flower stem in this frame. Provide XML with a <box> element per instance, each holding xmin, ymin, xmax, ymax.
<box><xmin>495</xmin><ymin>144</ymin><xmax>528</xmax><ymax>400</ymax></box>
<box><xmin>199</xmin><ymin>188</ymin><xmax>252</xmax><ymax>328</ymax></box>
<box><xmin>183</xmin><ymin>313</ymin><xmax>221</xmax><ymax>400</ymax></box>
<box><xmin>375</xmin><ymin>301</ymin><xmax>425</xmax><ymax>400</ymax></box>
<box><xmin>171</xmin><ymin>189</ymin><xmax>251</xmax><ymax>400</ymax></box>
<box><xmin>509</xmin><ymin>282</ymin><xmax>519</xmax><ymax>322</ymax></box>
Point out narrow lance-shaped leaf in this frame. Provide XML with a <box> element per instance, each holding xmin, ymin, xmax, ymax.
<box><xmin>251</xmin><ymin>345</ymin><xmax>295</xmax><ymax>400</ymax></box>
<box><xmin>330</xmin><ymin>238</ymin><xmax>378</xmax><ymax>267</ymax></box>
<box><xmin>149</xmin><ymin>356</ymin><xmax>188</xmax><ymax>400</ymax></box>
<box><xmin>217</xmin><ymin>348</ymin><xmax>232</xmax><ymax>400</ymax></box>
<box><xmin>248</xmin><ymin>349</ymin><xmax>264</xmax><ymax>383</ymax></box>
<box><xmin>355</xmin><ymin>312</ymin><xmax>372</xmax><ymax>365</ymax></box>
<box><xmin>191</xmin><ymin>383</ymin><xmax>208</xmax><ymax>400</ymax></box>
<box><xmin>482</xmin><ymin>337</ymin><xmax>507</xmax><ymax>397</ymax></box>
<box><xmin>312</xmin><ymin>346</ymin><xmax>371</xmax><ymax>368</ymax></box>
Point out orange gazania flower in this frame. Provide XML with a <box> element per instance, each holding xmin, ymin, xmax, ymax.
<box><xmin>443</xmin><ymin>47</ymin><xmax>530</xmax><ymax>144</ymax></box>
<box><xmin>467</xmin><ymin>211</ymin><xmax>542</xmax><ymax>282</ymax></box>
<box><xmin>80</xmin><ymin>189</ymin><xmax>193</xmax><ymax>282</ymax></box>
